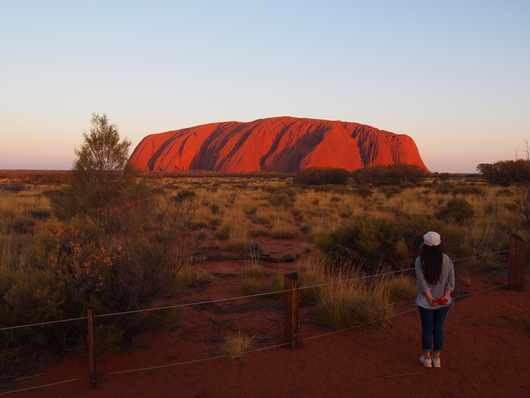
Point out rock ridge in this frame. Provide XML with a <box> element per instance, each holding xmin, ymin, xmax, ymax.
<box><xmin>128</xmin><ymin>116</ymin><xmax>429</xmax><ymax>172</ymax></box>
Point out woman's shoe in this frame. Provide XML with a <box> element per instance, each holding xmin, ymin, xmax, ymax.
<box><xmin>432</xmin><ymin>357</ymin><xmax>441</xmax><ymax>368</ymax></box>
<box><xmin>420</xmin><ymin>355</ymin><xmax>432</xmax><ymax>368</ymax></box>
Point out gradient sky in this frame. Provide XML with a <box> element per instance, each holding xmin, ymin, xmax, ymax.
<box><xmin>1</xmin><ymin>0</ymin><xmax>529</xmax><ymax>173</ymax></box>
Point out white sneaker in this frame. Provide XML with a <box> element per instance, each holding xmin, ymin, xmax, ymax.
<box><xmin>432</xmin><ymin>357</ymin><xmax>441</xmax><ymax>368</ymax></box>
<box><xmin>420</xmin><ymin>355</ymin><xmax>432</xmax><ymax>368</ymax></box>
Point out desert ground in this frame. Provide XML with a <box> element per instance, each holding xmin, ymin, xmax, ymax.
<box><xmin>5</xmin><ymin>252</ymin><xmax>530</xmax><ymax>397</ymax></box>
<box><xmin>0</xmin><ymin>172</ymin><xmax>529</xmax><ymax>397</ymax></box>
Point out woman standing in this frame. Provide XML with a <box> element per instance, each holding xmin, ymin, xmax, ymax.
<box><xmin>415</xmin><ymin>231</ymin><xmax>455</xmax><ymax>368</ymax></box>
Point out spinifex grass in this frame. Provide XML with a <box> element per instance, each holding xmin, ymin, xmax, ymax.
<box><xmin>219</xmin><ymin>329</ymin><xmax>254</xmax><ymax>360</ymax></box>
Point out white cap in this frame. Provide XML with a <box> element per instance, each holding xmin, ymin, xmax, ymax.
<box><xmin>423</xmin><ymin>231</ymin><xmax>441</xmax><ymax>246</ymax></box>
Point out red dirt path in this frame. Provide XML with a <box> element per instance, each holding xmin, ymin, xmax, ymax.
<box><xmin>6</xmin><ymin>270</ymin><xmax>528</xmax><ymax>398</ymax></box>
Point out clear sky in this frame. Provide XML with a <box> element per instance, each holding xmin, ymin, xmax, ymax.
<box><xmin>1</xmin><ymin>0</ymin><xmax>529</xmax><ymax>173</ymax></box>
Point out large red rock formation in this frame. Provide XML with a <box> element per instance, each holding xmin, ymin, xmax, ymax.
<box><xmin>128</xmin><ymin>117</ymin><xmax>429</xmax><ymax>172</ymax></box>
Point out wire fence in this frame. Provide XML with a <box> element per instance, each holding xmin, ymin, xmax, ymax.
<box><xmin>0</xmin><ymin>245</ymin><xmax>525</xmax><ymax>396</ymax></box>
<box><xmin>0</xmin><ymin>248</ymin><xmax>514</xmax><ymax>332</ymax></box>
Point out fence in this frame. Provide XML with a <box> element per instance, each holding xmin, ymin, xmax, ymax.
<box><xmin>0</xmin><ymin>235</ymin><xmax>526</xmax><ymax>396</ymax></box>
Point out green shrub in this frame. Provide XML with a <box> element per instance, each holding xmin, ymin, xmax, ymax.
<box><xmin>437</xmin><ymin>198</ymin><xmax>475</xmax><ymax>225</ymax></box>
<box><xmin>174</xmin><ymin>188</ymin><xmax>196</xmax><ymax>202</ymax></box>
<box><xmin>352</xmin><ymin>164</ymin><xmax>426</xmax><ymax>185</ymax></box>
<box><xmin>478</xmin><ymin>159</ymin><xmax>530</xmax><ymax>185</ymax></box>
<box><xmin>269</xmin><ymin>192</ymin><xmax>295</xmax><ymax>209</ymax></box>
<box><xmin>141</xmin><ymin>307</ymin><xmax>182</xmax><ymax>332</ymax></box>
<box><xmin>319</xmin><ymin>217</ymin><xmax>403</xmax><ymax>263</ymax></box>
<box><xmin>94</xmin><ymin>323</ymin><xmax>124</xmax><ymax>353</ymax></box>
<box><xmin>1</xmin><ymin>269</ymin><xmax>87</xmax><ymax>352</ymax></box>
<box><xmin>293</xmin><ymin>167</ymin><xmax>351</xmax><ymax>186</ymax></box>
<box><xmin>0</xmin><ymin>346</ymin><xmax>23</xmax><ymax>374</ymax></box>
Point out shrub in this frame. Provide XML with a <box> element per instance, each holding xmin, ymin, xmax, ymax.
<box><xmin>1</xmin><ymin>182</ymin><xmax>25</xmax><ymax>193</ymax></box>
<box><xmin>478</xmin><ymin>159</ymin><xmax>530</xmax><ymax>185</ymax></box>
<box><xmin>94</xmin><ymin>323</ymin><xmax>124</xmax><ymax>353</ymax></box>
<box><xmin>141</xmin><ymin>307</ymin><xmax>182</xmax><ymax>332</ymax></box>
<box><xmin>174</xmin><ymin>188</ymin><xmax>196</xmax><ymax>202</ymax></box>
<box><xmin>293</xmin><ymin>167</ymin><xmax>351</xmax><ymax>186</ymax></box>
<box><xmin>319</xmin><ymin>217</ymin><xmax>403</xmax><ymax>264</ymax></box>
<box><xmin>437</xmin><ymin>198</ymin><xmax>475</xmax><ymax>225</ymax></box>
<box><xmin>0</xmin><ymin>346</ymin><xmax>23</xmax><ymax>374</ymax></box>
<box><xmin>352</xmin><ymin>164</ymin><xmax>426</xmax><ymax>185</ymax></box>
<box><xmin>353</xmin><ymin>186</ymin><xmax>373</xmax><ymax>199</ymax></box>
<box><xmin>173</xmin><ymin>264</ymin><xmax>213</xmax><ymax>290</ymax></box>
<box><xmin>1</xmin><ymin>269</ymin><xmax>87</xmax><ymax>352</ymax></box>
<box><xmin>269</xmin><ymin>192</ymin><xmax>295</xmax><ymax>209</ymax></box>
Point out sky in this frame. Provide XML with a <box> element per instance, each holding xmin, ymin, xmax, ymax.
<box><xmin>1</xmin><ymin>0</ymin><xmax>529</xmax><ymax>173</ymax></box>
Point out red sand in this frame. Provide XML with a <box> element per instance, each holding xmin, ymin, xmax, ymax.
<box><xmin>4</xmin><ymin>227</ymin><xmax>529</xmax><ymax>398</ymax></box>
<box><xmin>6</xmin><ymin>265</ymin><xmax>529</xmax><ymax>398</ymax></box>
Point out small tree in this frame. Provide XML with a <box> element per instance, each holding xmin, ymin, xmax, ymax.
<box><xmin>74</xmin><ymin>113</ymin><xmax>131</xmax><ymax>173</ymax></box>
<box><xmin>477</xmin><ymin>159</ymin><xmax>530</xmax><ymax>186</ymax></box>
<box><xmin>50</xmin><ymin>113</ymin><xmax>135</xmax><ymax>228</ymax></box>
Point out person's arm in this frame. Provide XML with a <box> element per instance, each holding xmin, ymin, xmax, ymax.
<box><xmin>443</xmin><ymin>255</ymin><xmax>455</xmax><ymax>300</ymax></box>
<box><xmin>415</xmin><ymin>259</ymin><xmax>436</xmax><ymax>306</ymax></box>
<box><xmin>424</xmin><ymin>289</ymin><xmax>436</xmax><ymax>306</ymax></box>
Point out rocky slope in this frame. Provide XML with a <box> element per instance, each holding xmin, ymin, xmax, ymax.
<box><xmin>128</xmin><ymin>117</ymin><xmax>429</xmax><ymax>172</ymax></box>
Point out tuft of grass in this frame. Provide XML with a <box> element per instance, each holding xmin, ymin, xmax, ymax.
<box><xmin>142</xmin><ymin>307</ymin><xmax>183</xmax><ymax>332</ymax></box>
<box><xmin>270</xmin><ymin>221</ymin><xmax>299</xmax><ymax>239</ymax></box>
<box><xmin>316</xmin><ymin>283</ymin><xmax>394</xmax><ymax>331</ymax></box>
<box><xmin>298</xmin><ymin>256</ymin><xmax>327</xmax><ymax>302</ymax></box>
<box><xmin>240</xmin><ymin>261</ymin><xmax>264</xmax><ymax>295</ymax></box>
<box><xmin>173</xmin><ymin>264</ymin><xmax>213</xmax><ymax>291</ymax></box>
<box><xmin>219</xmin><ymin>330</ymin><xmax>254</xmax><ymax>360</ymax></box>
<box><xmin>381</xmin><ymin>274</ymin><xmax>417</xmax><ymax>302</ymax></box>
<box><xmin>268</xmin><ymin>273</ymin><xmax>284</xmax><ymax>299</ymax></box>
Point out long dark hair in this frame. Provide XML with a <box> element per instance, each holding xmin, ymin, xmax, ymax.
<box><xmin>420</xmin><ymin>244</ymin><xmax>443</xmax><ymax>286</ymax></box>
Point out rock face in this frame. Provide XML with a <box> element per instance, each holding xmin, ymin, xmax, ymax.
<box><xmin>128</xmin><ymin>117</ymin><xmax>429</xmax><ymax>172</ymax></box>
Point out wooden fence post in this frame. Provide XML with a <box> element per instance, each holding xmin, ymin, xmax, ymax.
<box><xmin>508</xmin><ymin>234</ymin><xmax>527</xmax><ymax>290</ymax></box>
<box><xmin>284</xmin><ymin>272</ymin><xmax>300</xmax><ymax>348</ymax></box>
<box><xmin>87</xmin><ymin>308</ymin><xmax>97</xmax><ymax>388</ymax></box>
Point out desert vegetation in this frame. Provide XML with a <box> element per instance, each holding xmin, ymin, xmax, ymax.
<box><xmin>1</xmin><ymin>152</ymin><xmax>528</xmax><ymax>372</ymax></box>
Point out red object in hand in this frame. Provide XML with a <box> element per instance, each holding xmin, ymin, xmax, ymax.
<box><xmin>434</xmin><ymin>297</ymin><xmax>448</xmax><ymax>306</ymax></box>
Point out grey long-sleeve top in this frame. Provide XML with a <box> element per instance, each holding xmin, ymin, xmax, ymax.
<box><xmin>415</xmin><ymin>253</ymin><xmax>455</xmax><ymax>309</ymax></box>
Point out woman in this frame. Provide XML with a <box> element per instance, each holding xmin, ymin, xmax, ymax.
<box><xmin>414</xmin><ymin>231</ymin><xmax>455</xmax><ymax>368</ymax></box>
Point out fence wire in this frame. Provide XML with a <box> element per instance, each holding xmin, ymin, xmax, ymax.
<box><xmin>0</xmin><ymin>248</ymin><xmax>515</xmax><ymax>332</ymax></box>
<box><xmin>0</xmin><ymin>247</ymin><xmax>523</xmax><ymax>396</ymax></box>
<box><xmin>0</xmin><ymin>279</ymin><xmax>515</xmax><ymax>397</ymax></box>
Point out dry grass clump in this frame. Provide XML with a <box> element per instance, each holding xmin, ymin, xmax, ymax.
<box><xmin>219</xmin><ymin>330</ymin><xmax>254</xmax><ymax>360</ymax></box>
<box><xmin>380</xmin><ymin>273</ymin><xmax>417</xmax><ymax>302</ymax></box>
<box><xmin>172</xmin><ymin>263</ymin><xmax>213</xmax><ymax>291</ymax></box>
<box><xmin>316</xmin><ymin>280</ymin><xmax>394</xmax><ymax>331</ymax></box>
<box><xmin>297</xmin><ymin>255</ymin><xmax>330</xmax><ymax>302</ymax></box>
<box><xmin>240</xmin><ymin>255</ymin><xmax>265</xmax><ymax>295</ymax></box>
<box><xmin>270</xmin><ymin>220</ymin><xmax>299</xmax><ymax>239</ymax></box>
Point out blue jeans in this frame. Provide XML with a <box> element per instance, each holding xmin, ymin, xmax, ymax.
<box><xmin>418</xmin><ymin>305</ymin><xmax>450</xmax><ymax>353</ymax></box>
